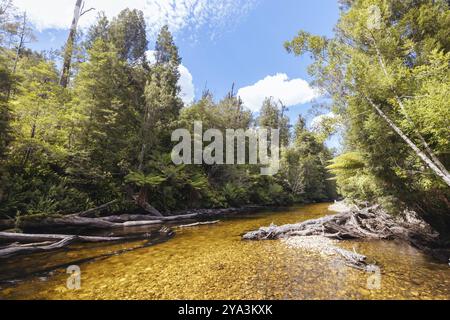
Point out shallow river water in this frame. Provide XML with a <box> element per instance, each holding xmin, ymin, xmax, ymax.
<box><xmin>1</xmin><ymin>203</ymin><xmax>449</xmax><ymax>300</ymax></box>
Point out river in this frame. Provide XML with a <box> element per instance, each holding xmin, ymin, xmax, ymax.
<box><xmin>0</xmin><ymin>203</ymin><xmax>449</xmax><ymax>300</ymax></box>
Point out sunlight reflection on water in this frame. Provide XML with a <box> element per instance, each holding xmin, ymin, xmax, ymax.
<box><xmin>1</xmin><ymin>203</ymin><xmax>449</xmax><ymax>300</ymax></box>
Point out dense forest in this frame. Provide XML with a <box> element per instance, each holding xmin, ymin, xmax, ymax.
<box><xmin>0</xmin><ymin>0</ymin><xmax>449</xmax><ymax>237</ymax></box>
<box><xmin>0</xmin><ymin>0</ymin><xmax>336</xmax><ymax>226</ymax></box>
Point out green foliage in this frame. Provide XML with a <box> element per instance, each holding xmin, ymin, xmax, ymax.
<box><xmin>287</xmin><ymin>0</ymin><xmax>450</xmax><ymax>225</ymax></box>
<box><xmin>0</xmin><ymin>5</ymin><xmax>338</xmax><ymax>220</ymax></box>
<box><xmin>327</xmin><ymin>152</ymin><xmax>381</xmax><ymax>201</ymax></box>
<box><xmin>125</xmin><ymin>172</ymin><xmax>167</xmax><ymax>188</ymax></box>
<box><xmin>222</xmin><ymin>183</ymin><xmax>249</xmax><ymax>207</ymax></box>
<box><xmin>0</xmin><ymin>53</ymin><xmax>12</xmax><ymax>160</ymax></box>
<box><xmin>109</xmin><ymin>9</ymin><xmax>148</xmax><ymax>64</ymax></box>
<box><xmin>278</xmin><ymin>116</ymin><xmax>337</xmax><ymax>202</ymax></box>
<box><xmin>0</xmin><ymin>162</ymin><xmax>92</xmax><ymax>217</ymax></box>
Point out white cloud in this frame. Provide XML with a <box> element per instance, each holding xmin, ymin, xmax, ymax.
<box><xmin>146</xmin><ymin>50</ymin><xmax>195</xmax><ymax>105</ymax></box>
<box><xmin>237</xmin><ymin>73</ymin><xmax>320</xmax><ymax>112</ymax></box>
<box><xmin>178</xmin><ymin>64</ymin><xmax>195</xmax><ymax>105</ymax></box>
<box><xmin>13</xmin><ymin>0</ymin><xmax>258</xmax><ymax>39</ymax></box>
<box><xmin>310</xmin><ymin>112</ymin><xmax>336</xmax><ymax>131</ymax></box>
<box><xmin>146</xmin><ymin>50</ymin><xmax>157</xmax><ymax>64</ymax></box>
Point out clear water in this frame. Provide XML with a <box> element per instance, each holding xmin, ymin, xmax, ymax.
<box><xmin>1</xmin><ymin>203</ymin><xmax>449</xmax><ymax>300</ymax></box>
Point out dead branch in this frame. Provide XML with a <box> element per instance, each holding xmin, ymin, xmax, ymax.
<box><xmin>0</xmin><ymin>229</ymin><xmax>172</xmax><ymax>259</ymax></box>
<box><xmin>177</xmin><ymin>220</ymin><xmax>220</xmax><ymax>228</ymax></box>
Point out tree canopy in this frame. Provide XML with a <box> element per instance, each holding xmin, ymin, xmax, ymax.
<box><xmin>0</xmin><ymin>5</ymin><xmax>336</xmax><ymax>220</ymax></box>
<box><xmin>286</xmin><ymin>0</ymin><xmax>449</xmax><ymax>230</ymax></box>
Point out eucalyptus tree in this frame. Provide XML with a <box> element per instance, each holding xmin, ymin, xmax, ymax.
<box><xmin>60</xmin><ymin>0</ymin><xmax>94</xmax><ymax>88</ymax></box>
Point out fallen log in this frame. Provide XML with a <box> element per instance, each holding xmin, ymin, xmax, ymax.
<box><xmin>18</xmin><ymin>216</ymin><xmax>169</xmax><ymax>231</ymax></box>
<box><xmin>122</xmin><ymin>220</ymin><xmax>164</xmax><ymax>227</ymax></box>
<box><xmin>101</xmin><ymin>214</ymin><xmax>163</xmax><ymax>223</ymax></box>
<box><xmin>101</xmin><ymin>207</ymin><xmax>255</xmax><ymax>224</ymax></box>
<box><xmin>177</xmin><ymin>220</ymin><xmax>220</xmax><ymax>228</ymax></box>
<box><xmin>19</xmin><ymin>215</ymin><xmax>122</xmax><ymax>230</ymax></box>
<box><xmin>99</xmin><ymin>213</ymin><xmax>199</xmax><ymax>223</ymax></box>
<box><xmin>3</xmin><ymin>206</ymin><xmax>261</xmax><ymax>233</ymax></box>
<box><xmin>0</xmin><ymin>201</ymin><xmax>121</xmax><ymax>231</ymax></box>
<box><xmin>0</xmin><ymin>232</ymin><xmax>125</xmax><ymax>244</ymax></box>
<box><xmin>0</xmin><ymin>236</ymin><xmax>79</xmax><ymax>259</ymax></box>
<box><xmin>0</xmin><ymin>229</ymin><xmax>173</xmax><ymax>259</ymax></box>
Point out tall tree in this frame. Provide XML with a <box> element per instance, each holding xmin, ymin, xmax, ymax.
<box><xmin>60</xmin><ymin>0</ymin><xmax>94</xmax><ymax>88</ymax></box>
<box><xmin>75</xmin><ymin>39</ymin><xmax>142</xmax><ymax>175</ymax></box>
<box><xmin>132</xmin><ymin>26</ymin><xmax>183</xmax><ymax>213</ymax></box>
<box><xmin>85</xmin><ymin>12</ymin><xmax>109</xmax><ymax>50</ymax></box>
<box><xmin>109</xmin><ymin>9</ymin><xmax>147</xmax><ymax>65</ymax></box>
<box><xmin>138</xmin><ymin>25</ymin><xmax>182</xmax><ymax>171</ymax></box>
<box><xmin>0</xmin><ymin>0</ymin><xmax>15</xmax><ymax>204</ymax></box>
<box><xmin>258</xmin><ymin>97</ymin><xmax>290</xmax><ymax>147</ymax></box>
<box><xmin>7</xmin><ymin>11</ymin><xmax>34</xmax><ymax>100</ymax></box>
<box><xmin>10</xmin><ymin>59</ymin><xmax>67</xmax><ymax>167</ymax></box>
<box><xmin>0</xmin><ymin>59</ymin><xmax>11</xmax><ymax>204</ymax></box>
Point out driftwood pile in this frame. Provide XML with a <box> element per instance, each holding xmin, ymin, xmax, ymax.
<box><xmin>243</xmin><ymin>205</ymin><xmax>439</xmax><ymax>243</ymax></box>
<box><xmin>243</xmin><ymin>205</ymin><xmax>445</xmax><ymax>269</ymax></box>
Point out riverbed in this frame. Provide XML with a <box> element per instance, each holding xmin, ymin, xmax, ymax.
<box><xmin>1</xmin><ymin>203</ymin><xmax>449</xmax><ymax>300</ymax></box>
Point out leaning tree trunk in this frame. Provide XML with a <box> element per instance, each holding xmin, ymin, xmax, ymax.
<box><xmin>134</xmin><ymin>187</ymin><xmax>163</xmax><ymax>217</ymax></box>
<box><xmin>59</xmin><ymin>0</ymin><xmax>83</xmax><ymax>88</ymax></box>
<box><xmin>365</xmin><ymin>96</ymin><xmax>450</xmax><ymax>187</ymax></box>
<box><xmin>7</xmin><ymin>11</ymin><xmax>27</xmax><ymax>101</ymax></box>
<box><xmin>371</xmin><ymin>36</ymin><xmax>450</xmax><ymax>178</ymax></box>
<box><xmin>11</xmin><ymin>12</ymin><xmax>26</xmax><ymax>75</ymax></box>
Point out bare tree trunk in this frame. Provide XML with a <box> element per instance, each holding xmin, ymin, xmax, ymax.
<box><xmin>11</xmin><ymin>12</ymin><xmax>26</xmax><ymax>75</ymax></box>
<box><xmin>59</xmin><ymin>0</ymin><xmax>83</xmax><ymax>88</ymax></box>
<box><xmin>21</xmin><ymin>112</ymin><xmax>37</xmax><ymax>167</ymax></box>
<box><xmin>6</xmin><ymin>11</ymin><xmax>27</xmax><ymax>101</ymax></box>
<box><xmin>133</xmin><ymin>188</ymin><xmax>163</xmax><ymax>217</ymax></box>
<box><xmin>366</xmin><ymin>96</ymin><xmax>450</xmax><ymax>187</ymax></box>
<box><xmin>371</xmin><ymin>36</ymin><xmax>449</xmax><ymax>177</ymax></box>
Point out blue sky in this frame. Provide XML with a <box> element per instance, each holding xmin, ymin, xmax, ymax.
<box><xmin>17</xmin><ymin>0</ymin><xmax>341</xmax><ymax>148</ymax></box>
